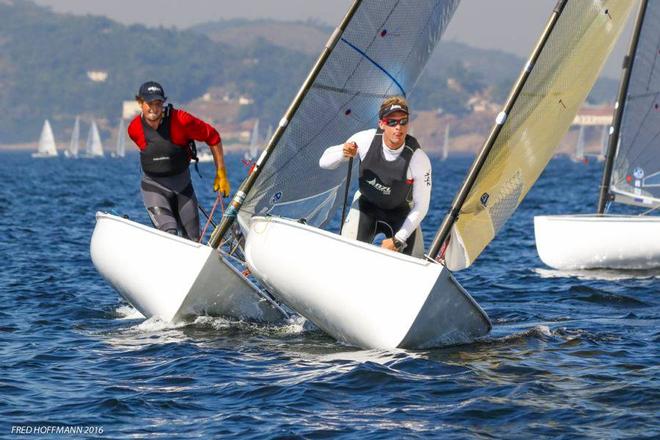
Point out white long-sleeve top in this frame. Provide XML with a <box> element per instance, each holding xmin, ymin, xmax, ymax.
<box><xmin>319</xmin><ymin>128</ymin><xmax>432</xmax><ymax>241</ymax></box>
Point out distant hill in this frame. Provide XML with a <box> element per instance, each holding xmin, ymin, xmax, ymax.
<box><xmin>0</xmin><ymin>1</ymin><xmax>312</xmax><ymax>143</ymax></box>
<box><xmin>192</xmin><ymin>18</ymin><xmax>332</xmax><ymax>55</ymax></box>
<box><xmin>0</xmin><ymin>1</ymin><xmax>619</xmax><ymax>144</ymax></box>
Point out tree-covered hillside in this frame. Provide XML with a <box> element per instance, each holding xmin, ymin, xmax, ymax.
<box><xmin>0</xmin><ymin>1</ymin><xmax>618</xmax><ymax>144</ymax></box>
<box><xmin>0</xmin><ymin>1</ymin><xmax>312</xmax><ymax>143</ymax></box>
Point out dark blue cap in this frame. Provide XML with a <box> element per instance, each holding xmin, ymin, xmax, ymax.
<box><xmin>137</xmin><ymin>81</ymin><xmax>167</xmax><ymax>102</ymax></box>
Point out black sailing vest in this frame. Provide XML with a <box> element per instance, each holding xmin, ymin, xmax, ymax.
<box><xmin>139</xmin><ymin>105</ymin><xmax>191</xmax><ymax>177</ymax></box>
<box><xmin>358</xmin><ymin>129</ymin><xmax>420</xmax><ymax>211</ymax></box>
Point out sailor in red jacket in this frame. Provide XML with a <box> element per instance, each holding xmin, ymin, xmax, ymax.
<box><xmin>128</xmin><ymin>81</ymin><xmax>230</xmax><ymax>241</ymax></box>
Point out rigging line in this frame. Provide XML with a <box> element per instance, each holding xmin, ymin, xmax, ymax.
<box><xmin>640</xmin><ymin>203</ymin><xmax>660</xmax><ymax>215</ymax></box>
<box><xmin>340</xmin><ymin>38</ymin><xmax>406</xmax><ymax>96</ymax></box>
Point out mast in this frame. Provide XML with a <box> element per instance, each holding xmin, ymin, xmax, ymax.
<box><xmin>209</xmin><ymin>0</ymin><xmax>363</xmax><ymax>248</ymax></box>
<box><xmin>597</xmin><ymin>0</ymin><xmax>648</xmax><ymax>214</ymax></box>
<box><xmin>428</xmin><ymin>0</ymin><xmax>569</xmax><ymax>260</ymax></box>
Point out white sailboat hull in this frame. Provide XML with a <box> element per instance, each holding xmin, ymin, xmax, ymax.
<box><xmin>245</xmin><ymin>217</ymin><xmax>491</xmax><ymax>350</ymax></box>
<box><xmin>91</xmin><ymin>212</ymin><xmax>286</xmax><ymax>323</ymax></box>
<box><xmin>534</xmin><ymin>215</ymin><xmax>660</xmax><ymax>270</ymax></box>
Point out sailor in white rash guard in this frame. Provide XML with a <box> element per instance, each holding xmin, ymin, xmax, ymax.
<box><xmin>319</xmin><ymin>97</ymin><xmax>432</xmax><ymax>256</ymax></box>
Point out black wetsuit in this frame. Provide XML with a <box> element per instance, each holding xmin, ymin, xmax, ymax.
<box><xmin>139</xmin><ymin>110</ymin><xmax>199</xmax><ymax>241</ymax></box>
<box><xmin>356</xmin><ymin>129</ymin><xmax>420</xmax><ymax>255</ymax></box>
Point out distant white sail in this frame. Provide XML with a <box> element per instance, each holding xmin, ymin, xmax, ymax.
<box><xmin>65</xmin><ymin>116</ymin><xmax>80</xmax><ymax>158</ymax></box>
<box><xmin>441</xmin><ymin>123</ymin><xmax>450</xmax><ymax>161</ymax></box>
<box><xmin>32</xmin><ymin>120</ymin><xmax>58</xmax><ymax>158</ymax></box>
<box><xmin>244</xmin><ymin>119</ymin><xmax>260</xmax><ymax>161</ymax></box>
<box><xmin>85</xmin><ymin>120</ymin><xmax>104</xmax><ymax>158</ymax></box>
<box><xmin>575</xmin><ymin>125</ymin><xmax>585</xmax><ymax>161</ymax></box>
<box><xmin>112</xmin><ymin>119</ymin><xmax>126</xmax><ymax>158</ymax></box>
<box><xmin>598</xmin><ymin>124</ymin><xmax>608</xmax><ymax>161</ymax></box>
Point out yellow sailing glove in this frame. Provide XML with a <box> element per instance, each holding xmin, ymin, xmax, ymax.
<box><xmin>213</xmin><ymin>167</ymin><xmax>231</xmax><ymax>197</ymax></box>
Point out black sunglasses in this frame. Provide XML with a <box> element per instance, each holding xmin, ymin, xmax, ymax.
<box><xmin>383</xmin><ymin>117</ymin><xmax>409</xmax><ymax>127</ymax></box>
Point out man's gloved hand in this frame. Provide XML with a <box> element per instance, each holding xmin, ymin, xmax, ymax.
<box><xmin>213</xmin><ymin>167</ymin><xmax>231</xmax><ymax>197</ymax></box>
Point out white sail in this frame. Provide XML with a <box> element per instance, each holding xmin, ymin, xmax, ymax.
<box><xmin>32</xmin><ymin>120</ymin><xmax>58</xmax><ymax>158</ymax></box>
<box><xmin>236</xmin><ymin>0</ymin><xmax>461</xmax><ymax>234</ymax></box>
<box><xmin>244</xmin><ymin>119</ymin><xmax>260</xmax><ymax>161</ymax></box>
<box><xmin>575</xmin><ymin>125</ymin><xmax>585</xmax><ymax>161</ymax></box>
<box><xmin>65</xmin><ymin>117</ymin><xmax>80</xmax><ymax>158</ymax></box>
<box><xmin>85</xmin><ymin>120</ymin><xmax>104</xmax><ymax>158</ymax></box>
<box><xmin>441</xmin><ymin>123</ymin><xmax>450</xmax><ymax>161</ymax></box>
<box><xmin>112</xmin><ymin>119</ymin><xmax>126</xmax><ymax>158</ymax></box>
<box><xmin>598</xmin><ymin>124</ymin><xmax>608</xmax><ymax>161</ymax></box>
<box><xmin>264</xmin><ymin>125</ymin><xmax>273</xmax><ymax>144</ymax></box>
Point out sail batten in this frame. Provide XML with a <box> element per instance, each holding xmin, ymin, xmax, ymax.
<box><xmin>431</xmin><ymin>0</ymin><xmax>635</xmax><ymax>270</ymax></box>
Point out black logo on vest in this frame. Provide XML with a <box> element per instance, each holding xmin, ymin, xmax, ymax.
<box><xmin>366</xmin><ymin>178</ymin><xmax>391</xmax><ymax>195</ymax></box>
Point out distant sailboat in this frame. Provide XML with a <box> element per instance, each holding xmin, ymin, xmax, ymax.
<box><xmin>32</xmin><ymin>120</ymin><xmax>58</xmax><ymax>158</ymax></box>
<box><xmin>244</xmin><ymin>119</ymin><xmax>260</xmax><ymax>162</ymax></box>
<box><xmin>573</xmin><ymin>124</ymin><xmax>586</xmax><ymax>162</ymax></box>
<box><xmin>265</xmin><ymin>125</ymin><xmax>273</xmax><ymax>144</ymax></box>
<box><xmin>84</xmin><ymin>120</ymin><xmax>104</xmax><ymax>158</ymax></box>
<box><xmin>196</xmin><ymin>143</ymin><xmax>215</xmax><ymax>163</ymax></box>
<box><xmin>535</xmin><ymin>0</ymin><xmax>660</xmax><ymax>270</ymax></box>
<box><xmin>597</xmin><ymin>124</ymin><xmax>608</xmax><ymax>162</ymax></box>
<box><xmin>441</xmin><ymin>123</ymin><xmax>450</xmax><ymax>161</ymax></box>
<box><xmin>111</xmin><ymin>119</ymin><xmax>126</xmax><ymax>158</ymax></box>
<box><xmin>64</xmin><ymin>116</ymin><xmax>80</xmax><ymax>158</ymax></box>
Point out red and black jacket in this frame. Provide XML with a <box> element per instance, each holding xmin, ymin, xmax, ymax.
<box><xmin>128</xmin><ymin>105</ymin><xmax>221</xmax><ymax>177</ymax></box>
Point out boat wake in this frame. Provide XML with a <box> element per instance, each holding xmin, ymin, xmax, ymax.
<box><xmin>534</xmin><ymin>267</ymin><xmax>660</xmax><ymax>281</ymax></box>
<box><xmin>114</xmin><ymin>305</ymin><xmax>145</xmax><ymax>320</ymax></box>
<box><xmin>113</xmin><ymin>303</ymin><xmax>317</xmax><ymax>338</ymax></box>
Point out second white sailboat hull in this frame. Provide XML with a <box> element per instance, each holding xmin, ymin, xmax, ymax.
<box><xmin>534</xmin><ymin>215</ymin><xmax>660</xmax><ymax>270</ymax></box>
<box><xmin>91</xmin><ymin>212</ymin><xmax>287</xmax><ymax>323</ymax></box>
<box><xmin>245</xmin><ymin>217</ymin><xmax>491</xmax><ymax>350</ymax></box>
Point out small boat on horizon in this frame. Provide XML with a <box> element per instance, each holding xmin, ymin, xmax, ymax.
<box><xmin>31</xmin><ymin>119</ymin><xmax>58</xmax><ymax>158</ymax></box>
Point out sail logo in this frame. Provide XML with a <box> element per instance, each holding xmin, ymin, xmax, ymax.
<box><xmin>366</xmin><ymin>178</ymin><xmax>391</xmax><ymax>195</ymax></box>
<box><xmin>480</xmin><ymin>192</ymin><xmax>490</xmax><ymax>207</ymax></box>
<box><xmin>271</xmin><ymin>191</ymin><xmax>283</xmax><ymax>204</ymax></box>
<box><xmin>633</xmin><ymin>167</ymin><xmax>645</xmax><ymax>179</ymax></box>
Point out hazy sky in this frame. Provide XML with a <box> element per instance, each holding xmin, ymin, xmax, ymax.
<box><xmin>33</xmin><ymin>0</ymin><xmax>634</xmax><ymax>78</ymax></box>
